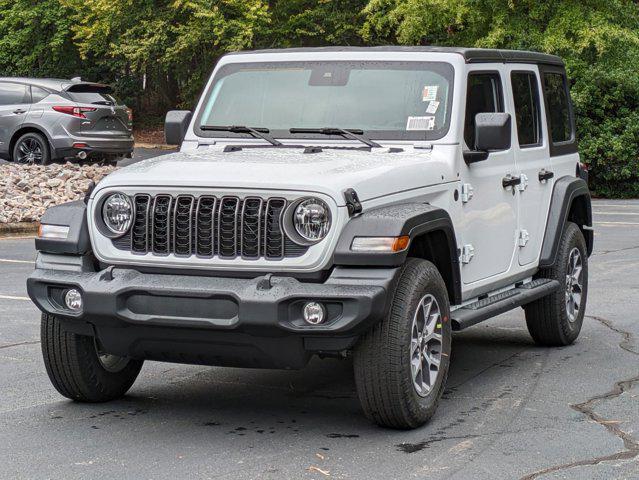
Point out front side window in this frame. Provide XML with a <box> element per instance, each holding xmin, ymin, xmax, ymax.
<box><xmin>197</xmin><ymin>61</ymin><xmax>455</xmax><ymax>141</ymax></box>
<box><xmin>511</xmin><ymin>72</ymin><xmax>542</xmax><ymax>147</ymax></box>
<box><xmin>543</xmin><ymin>72</ymin><xmax>572</xmax><ymax>143</ymax></box>
<box><xmin>0</xmin><ymin>83</ymin><xmax>30</xmax><ymax>106</ymax></box>
<box><xmin>464</xmin><ymin>72</ymin><xmax>504</xmax><ymax>149</ymax></box>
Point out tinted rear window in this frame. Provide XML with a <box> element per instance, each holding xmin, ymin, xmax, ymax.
<box><xmin>68</xmin><ymin>92</ymin><xmax>119</xmax><ymax>105</ymax></box>
<box><xmin>511</xmin><ymin>72</ymin><xmax>542</xmax><ymax>147</ymax></box>
<box><xmin>543</xmin><ymin>73</ymin><xmax>572</xmax><ymax>143</ymax></box>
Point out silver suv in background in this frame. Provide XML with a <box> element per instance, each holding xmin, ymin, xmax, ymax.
<box><xmin>0</xmin><ymin>78</ymin><xmax>133</xmax><ymax>165</ymax></box>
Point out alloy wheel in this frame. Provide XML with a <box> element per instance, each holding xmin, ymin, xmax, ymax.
<box><xmin>565</xmin><ymin>247</ymin><xmax>584</xmax><ymax>322</ymax></box>
<box><xmin>410</xmin><ymin>294</ymin><xmax>444</xmax><ymax>397</ymax></box>
<box><xmin>16</xmin><ymin>138</ymin><xmax>43</xmax><ymax>164</ymax></box>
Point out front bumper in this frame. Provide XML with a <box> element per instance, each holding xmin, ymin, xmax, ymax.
<box><xmin>27</xmin><ymin>253</ymin><xmax>398</xmax><ymax>369</ymax></box>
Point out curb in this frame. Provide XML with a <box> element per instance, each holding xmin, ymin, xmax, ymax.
<box><xmin>0</xmin><ymin>222</ymin><xmax>39</xmax><ymax>238</ymax></box>
<box><xmin>134</xmin><ymin>143</ymin><xmax>178</xmax><ymax>150</ymax></box>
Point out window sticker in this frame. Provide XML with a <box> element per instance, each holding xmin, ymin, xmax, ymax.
<box><xmin>425</xmin><ymin>100</ymin><xmax>440</xmax><ymax>114</ymax></box>
<box><xmin>406</xmin><ymin>116</ymin><xmax>436</xmax><ymax>131</ymax></box>
<box><xmin>422</xmin><ymin>86</ymin><xmax>439</xmax><ymax>102</ymax></box>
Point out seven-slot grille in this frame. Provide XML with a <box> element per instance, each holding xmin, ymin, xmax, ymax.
<box><xmin>113</xmin><ymin>194</ymin><xmax>308</xmax><ymax>260</ymax></box>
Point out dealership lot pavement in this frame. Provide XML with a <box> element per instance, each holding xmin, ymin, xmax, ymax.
<box><xmin>0</xmin><ymin>200</ymin><xmax>638</xmax><ymax>480</ymax></box>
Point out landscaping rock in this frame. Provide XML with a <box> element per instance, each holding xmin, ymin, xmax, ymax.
<box><xmin>0</xmin><ymin>162</ymin><xmax>117</xmax><ymax>224</ymax></box>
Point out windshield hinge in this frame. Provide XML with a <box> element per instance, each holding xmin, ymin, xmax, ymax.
<box><xmin>344</xmin><ymin>188</ymin><xmax>362</xmax><ymax>216</ymax></box>
<box><xmin>413</xmin><ymin>142</ymin><xmax>433</xmax><ymax>150</ymax></box>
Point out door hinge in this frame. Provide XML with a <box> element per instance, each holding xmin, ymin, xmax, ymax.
<box><xmin>460</xmin><ymin>244</ymin><xmax>475</xmax><ymax>264</ymax></box>
<box><xmin>518</xmin><ymin>229</ymin><xmax>530</xmax><ymax>247</ymax></box>
<box><xmin>461</xmin><ymin>183</ymin><xmax>474</xmax><ymax>203</ymax></box>
<box><xmin>517</xmin><ymin>174</ymin><xmax>529</xmax><ymax>192</ymax></box>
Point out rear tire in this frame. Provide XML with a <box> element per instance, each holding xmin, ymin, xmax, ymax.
<box><xmin>353</xmin><ymin>258</ymin><xmax>452</xmax><ymax>429</ymax></box>
<box><xmin>525</xmin><ymin>222</ymin><xmax>588</xmax><ymax>346</ymax></box>
<box><xmin>41</xmin><ymin>314</ymin><xmax>143</xmax><ymax>402</ymax></box>
<box><xmin>12</xmin><ymin>132</ymin><xmax>50</xmax><ymax>165</ymax></box>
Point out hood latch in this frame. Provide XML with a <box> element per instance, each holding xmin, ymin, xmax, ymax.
<box><xmin>344</xmin><ymin>188</ymin><xmax>362</xmax><ymax>216</ymax></box>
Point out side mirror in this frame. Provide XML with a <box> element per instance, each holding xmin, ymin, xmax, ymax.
<box><xmin>164</xmin><ymin>110</ymin><xmax>193</xmax><ymax>145</ymax></box>
<box><xmin>475</xmin><ymin>112</ymin><xmax>511</xmax><ymax>151</ymax></box>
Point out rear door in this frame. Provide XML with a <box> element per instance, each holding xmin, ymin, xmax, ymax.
<box><xmin>505</xmin><ymin>66</ymin><xmax>553</xmax><ymax>266</ymax></box>
<box><xmin>0</xmin><ymin>82</ymin><xmax>32</xmax><ymax>156</ymax></box>
<box><xmin>64</xmin><ymin>85</ymin><xmax>132</xmax><ymax>138</ymax></box>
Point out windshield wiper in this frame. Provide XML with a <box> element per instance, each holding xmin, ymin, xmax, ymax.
<box><xmin>201</xmin><ymin>125</ymin><xmax>282</xmax><ymax>146</ymax></box>
<box><xmin>289</xmin><ymin>127</ymin><xmax>381</xmax><ymax>148</ymax></box>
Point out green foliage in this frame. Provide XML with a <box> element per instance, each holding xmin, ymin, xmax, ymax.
<box><xmin>0</xmin><ymin>0</ymin><xmax>81</xmax><ymax>77</ymax></box>
<box><xmin>362</xmin><ymin>0</ymin><xmax>639</xmax><ymax>197</ymax></box>
<box><xmin>0</xmin><ymin>0</ymin><xmax>637</xmax><ymax>196</ymax></box>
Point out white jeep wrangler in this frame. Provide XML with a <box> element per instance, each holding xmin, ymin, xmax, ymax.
<box><xmin>28</xmin><ymin>47</ymin><xmax>592</xmax><ymax>429</ymax></box>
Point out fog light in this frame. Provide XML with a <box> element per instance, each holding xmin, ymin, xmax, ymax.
<box><xmin>303</xmin><ymin>302</ymin><xmax>326</xmax><ymax>325</ymax></box>
<box><xmin>64</xmin><ymin>289</ymin><xmax>83</xmax><ymax>312</ymax></box>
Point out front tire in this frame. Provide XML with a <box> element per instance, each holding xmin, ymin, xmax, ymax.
<box><xmin>41</xmin><ymin>314</ymin><xmax>143</xmax><ymax>402</ymax></box>
<box><xmin>525</xmin><ymin>222</ymin><xmax>588</xmax><ymax>346</ymax></box>
<box><xmin>13</xmin><ymin>132</ymin><xmax>50</xmax><ymax>165</ymax></box>
<box><xmin>354</xmin><ymin>258</ymin><xmax>452</xmax><ymax>429</ymax></box>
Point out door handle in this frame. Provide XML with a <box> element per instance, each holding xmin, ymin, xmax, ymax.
<box><xmin>13</xmin><ymin>109</ymin><xmax>26</xmax><ymax>114</ymax></box>
<box><xmin>502</xmin><ymin>174</ymin><xmax>522</xmax><ymax>189</ymax></box>
<box><xmin>538</xmin><ymin>169</ymin><xmax>554</xmax><ymax>182</ymax></box>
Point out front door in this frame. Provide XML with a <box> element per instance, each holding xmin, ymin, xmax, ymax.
<box><xmin>458</xmin><ymin>69</ymin><xmax>519</xmax><ymax>284</ymax></box>
<box><xmin>505</xmin><ymin>66</ymin><xmax>553</xmax><ymax>266</ymax></box>
<box><xmin>0</xmin><ymin>82</ymin><xmax>31</xmax><ymax>157</ymax></box>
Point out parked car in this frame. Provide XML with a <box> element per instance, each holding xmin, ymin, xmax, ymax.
<box><xmin>27</xmin><ymin>47</ymin><xmax>592</xmax><ymax>429</ymax></box>
<box><xmin>0</xmin><ymin>77</ymin><xmax>133</xmax><ymax>164</ymax></box>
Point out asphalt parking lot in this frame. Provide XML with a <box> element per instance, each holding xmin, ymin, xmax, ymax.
<box><xmin>1</xmin><ymin>199</ymin><xmax>638</xmax><ymax>480</ymax></box>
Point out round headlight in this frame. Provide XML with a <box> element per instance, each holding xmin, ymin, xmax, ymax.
<box><xmin>293</xmin><ymin>198</ymin><xmax>331</xmax><ymax>243</ymax></box>
<box><xmin>102</xmin><ymin>193</ymin><xmax>133</xmax><ymax>236</ymax></box>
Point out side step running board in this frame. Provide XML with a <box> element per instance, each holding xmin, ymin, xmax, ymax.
<box><xmin>451</xmin><ymin>279</ymin><xmax>560</xmax><ymax>331</ymax></box>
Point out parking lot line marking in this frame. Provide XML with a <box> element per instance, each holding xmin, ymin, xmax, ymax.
<box><xmin>593</xmin><ymin>212</ymin><xmax>639</xmax><ymax>216</ymax></box>
<box><xmin>595</xmin><ymin>221</ymin><xmax>639</xmax><ymax>226</ymax></box>
<box><xmin>0</xmin><ymin>258</ymin><xmax>34</xmax><ymax>264</ymax></box>
<box><xmin>0</xmin><ymin>294</ymin><xmax>30</xmax><ymax>301</ymax></box>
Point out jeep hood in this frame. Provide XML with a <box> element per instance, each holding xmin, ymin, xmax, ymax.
<box><xmin>95</xmin><ymin>147</ymin><xmax>451</xmax><ymax>205</ymax></box>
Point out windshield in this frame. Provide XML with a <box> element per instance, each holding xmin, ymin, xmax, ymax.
<box><xmin>196</xmin><ymin>60</ymin><xmax>454</xmax><ymax>141</ymax></box>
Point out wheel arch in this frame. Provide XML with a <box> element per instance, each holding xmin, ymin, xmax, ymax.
<box><xmin>333</xmin><ymin>203</ymin><xmax>462</xmax><ymax>305</ymax></box>
<box><xmin>539</xmin><ymin>176</ymin><xmax>593</xmax><ymax>268</ymax></box>
<box><xmin>9</xmin><ymin>125</ymin><xmax>53</xmax><ymax>161</ymax></box>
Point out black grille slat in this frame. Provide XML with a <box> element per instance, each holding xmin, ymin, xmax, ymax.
<box><xmin>195</xmin><ymin>196</ymin><xmax>216</xmax><ymax>257</ymax></box>
<box><xmin>151</xmin><ymin>195</ymin><xmax>172</xmax><ymax>255</ymax></box>
<box><xmin>131</xmin><ymin>194</ymin><xmax>150</xmax><ymax>253</ymax></box>
<box><xmin>265</xmin><ymin>198</ymin><xmax>286</xmax><ymax>259</ymax></box>
<box><xmin>241</xmin><ymin>197</ymin><xmax>263</xmax><ymax>258</ymax></box>
<box><xmin>218</xmin><ymin>197</ymin><xmax>239</xmax><ymax>258</ymax></box>
<box><xmin>113</xmin><ymin>194</ymin><xmax>306</xmax><ymax>260</ymax></box>
<box><xmin>173</xmin><ymin>195</ymin><xmax>194</xmax><ymax>256</ymax></box>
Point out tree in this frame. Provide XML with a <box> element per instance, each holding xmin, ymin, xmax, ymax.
<box><xmin>362</xmin><ymin>0</ymin><xmax>639</xmax><ymax>196</ymax></box>
<box><xmin>0</xmin><ymin>0</ymin><xmax>81</xmax><ymax>78</ymax></box>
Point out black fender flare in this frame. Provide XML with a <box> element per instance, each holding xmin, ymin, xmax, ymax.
<box><xmin>333</xmin><ymin>203</ymin><xmax>461</xmax><ymax>304</ymax></box>
<box><xmin>539</xmin><ymin>176</ymin><xmax>593</xmax><ymax>268</ymax></box>
<box><xmin>35</xmin><ymin>200</ymin><xmax>91</xmax><ymax>255</ymax></box>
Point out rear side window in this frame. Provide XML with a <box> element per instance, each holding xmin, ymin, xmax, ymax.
<box><xmin>511</xmin><ymin>72</ymin><xmax>542</xmax><ymax>147</ymax></box>
<box><xmin>543</xmin><ymin>72</ymin><xmax>572</xmax><ymax>143</ymax></box>
<box><xmin>0</xmin><ymin>83</ymin><xmax>30</xmax><ymax>105</ymax></box>
<box><xmin>464</xmin><ymin>72</ymin><xmax>504</xmax><ymax>149</ymax></box>
<box><xmin>30</xmin><ymin>86</ymin><xmax>50</xmax><ymax>103</ymax></box>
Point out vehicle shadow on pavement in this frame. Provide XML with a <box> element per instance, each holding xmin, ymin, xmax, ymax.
<box><xmin>46</xmin><ymin>322</ymin><xmax>541</xmax><ymax>435</ymax></box>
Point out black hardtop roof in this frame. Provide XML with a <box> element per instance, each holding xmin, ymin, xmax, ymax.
<box><xmin>226</xmin><ymin>46</ymin><xmax>564</xmax><ymax>67</ymax></box>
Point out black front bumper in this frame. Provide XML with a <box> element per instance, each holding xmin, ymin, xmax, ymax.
<box><xmin>27</xmin><ymin>254</ymin><xmax>398</xmax><ymax>369</ymax></box>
